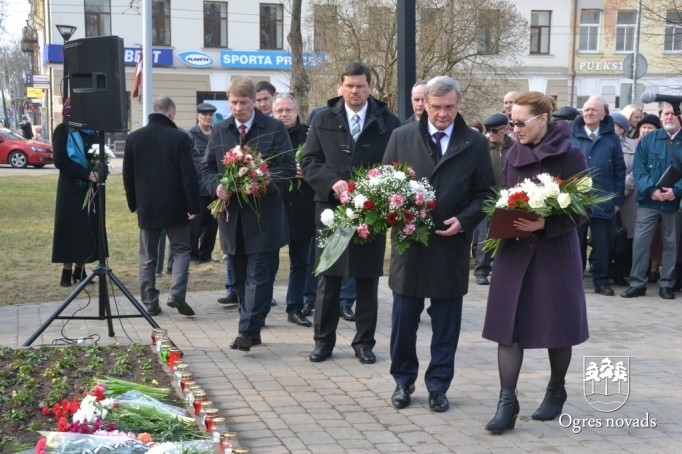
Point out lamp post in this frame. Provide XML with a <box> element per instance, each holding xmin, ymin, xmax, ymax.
<box><xmin>55</xmin><ymin>24</ymin><xmax>76</xmax><ymax>102</ymax></box>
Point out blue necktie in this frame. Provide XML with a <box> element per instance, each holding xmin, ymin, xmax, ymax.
<box><xmin>432</xmin><ymin>131</ymin><xmax>446</xmax><ymax>160</ymax></box>
<box><xmin>351</xmin><ymin>114</ymin><xmax>361</xmax><ymax>142</ymax></box>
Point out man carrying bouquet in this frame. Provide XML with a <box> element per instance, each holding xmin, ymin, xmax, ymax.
<box><xmin>301</xmin><ymin>61</ymin><xmax>401</xmax><ymax>364</ymax></box>
<box><xmin>382</xmin><ymin>76</ymin><xmax>495</xmax><ymax>412</ymax></box>
<box><xmin>203</xmin><ymin>77</ymin><xmax>296</xmax><ymax>351</ymax></box>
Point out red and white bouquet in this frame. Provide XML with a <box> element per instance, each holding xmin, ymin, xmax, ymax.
<box><xmin>208</xmin><ymin>144</ymin><xmax>272</xmax><ymax>220</ymax></box>
<box><xmin>315</xmin><ymin>162</ymin><xmax>437</xmax><ymax>274</ymax></box>
<box><xmin>482</xmin><ymin>170</ymin><xmax>614</xmax><ymax>256</ymax></box>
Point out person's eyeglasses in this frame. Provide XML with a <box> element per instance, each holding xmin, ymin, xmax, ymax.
<box><xmin>509</xmin><ymin>114</ymin><xmax>542</xmax><ymax>128</ymax></box>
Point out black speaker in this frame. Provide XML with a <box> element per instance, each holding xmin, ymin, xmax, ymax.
<box><xmin>64</xmin><ymin>36</ymin><xmax>127</xmax><ymax>132</ymax></box>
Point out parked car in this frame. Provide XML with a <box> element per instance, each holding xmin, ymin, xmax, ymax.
<box><xmin>0</xmin><ymin>127</ymin><xmax>53</xmax><ymax>168</ymax></box>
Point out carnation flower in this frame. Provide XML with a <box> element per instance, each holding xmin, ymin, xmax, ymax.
<box><xmin>320</xmin><ymin>209</ymin><xmax>335</xmax><ymax>226</ymax></box>
<box><xmin>356</xmin><ymin>223</ymin><xmax>370</xmax><ymax>238</ymax></box>
<box><xmin>354</xmin><ymin>194</ymin><xmax>368</xmax><ymax>209</ymax></box>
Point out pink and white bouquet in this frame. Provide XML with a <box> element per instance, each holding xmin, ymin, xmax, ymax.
<box><xmin>315</xmin><ymin>162</ymin><xmax>437</xmax><ymax>274</ymax></box>
<box><xmin>208</xmin><ymin>144</ymin><xmax>272</xmax><ymax>220</ymax></box>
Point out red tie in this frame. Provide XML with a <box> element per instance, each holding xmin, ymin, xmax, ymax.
<box><xmin>239</xmin><ymin>124</ymin><xmax>247</xmax><ymax>140</ymax></box>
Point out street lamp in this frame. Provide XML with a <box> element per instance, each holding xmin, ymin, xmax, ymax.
<box><xmin>56</xmin><ymin>25</ymin><xmax>76</xmax><ymax>102</ymax></box>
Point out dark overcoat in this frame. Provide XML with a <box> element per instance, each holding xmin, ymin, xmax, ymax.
<box><xmin>482</xmin><ymin>121</ymin><xmax>590</xmax><ymax>348</ymax></box>
<box><xmin>570</xmin><ymin>114</ymin><xmax>625</xmax><ymax>219</ymax></box>
<box><xmin>51</xmin><ymin>123</ymin><xmax>102</xmax><ymax>264</ymax></box>
<box><xmin>382</xmin><ymin>113</ymin><xmax>495</xmax><ymax>298</ymax></box>
<box><xmin>282</xmin><ymin>120</ymin><xmax>316</xmax><ymax>241</ymax></box>
<box><xmin>123</xmin><ymin>113</ymin><xmax>200</xmax><ymax>229</ymax></box>
<box><xmin>301</xmin><ymin>96</ymin><xmax>402</xmax><ymax>278</ymax></box>
<box><xmin>202</xmin><ymin>109</ymin><xmax>295</xmax><ymax>255</ymax></box>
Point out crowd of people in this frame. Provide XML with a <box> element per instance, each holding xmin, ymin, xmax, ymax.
<box><xmin>51</xmin><ymin>60</ymin><xmax>682</xmax><ymax>433</ymax></box>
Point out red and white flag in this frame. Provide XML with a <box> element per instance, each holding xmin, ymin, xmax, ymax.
<box><xmin>132</xmin><ymin>50</ymin><xmax>142</xmax><ymax>98</ymax></box>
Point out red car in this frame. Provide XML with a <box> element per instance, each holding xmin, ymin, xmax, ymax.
<box><xmin>0</xmin><ymin>127</ymin><xmax>53</xmax><ymax>168</ymax></box>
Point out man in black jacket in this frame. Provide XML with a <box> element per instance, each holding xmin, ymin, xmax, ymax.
<box><xmin>301</xmin><ymin>61</ymin><xmax>401</xmax><ymax>364</ymax></box>
<box><xmin>123</xmin><ymin>96</ymin><xmax>200</xmax><ymax>317</ymax></box>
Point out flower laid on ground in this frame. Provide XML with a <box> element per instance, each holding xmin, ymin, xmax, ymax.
<box><xmin>315</xmin><ymin>162</ymin><xmax>437</xmax><ymax>274</ymax></box>
<box><xmin>482</xmin><ymin>170</ymin><xmax>615</xmax><ymax>256</ymax></box>
<box><xmin>36</xmin><ymin>375</ymin><xmax>210</xmax><ymax>453</ymax></box>
<box><xmin>208</xmin><ymin>144</ymin><xmax>272</xmax><ymax>220</ymax></box>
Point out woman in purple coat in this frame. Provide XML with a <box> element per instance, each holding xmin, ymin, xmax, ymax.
<box><xmin>482</xmin><ymin>92</ymin><xmax>589</xmax><ymax>433</ymax></box>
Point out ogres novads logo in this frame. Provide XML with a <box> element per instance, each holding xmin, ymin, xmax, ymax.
<box><xmin>583</xmin><ymin>356</ymin><xmax>630</xmax><ymax>412</ymax></box>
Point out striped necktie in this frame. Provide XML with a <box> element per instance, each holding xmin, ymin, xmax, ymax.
<box><xmin>351</xmin><ymin>114</ymin><xmax>361</xmax><ymax>142</ymax></box>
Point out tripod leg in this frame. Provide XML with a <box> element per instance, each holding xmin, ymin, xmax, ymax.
<box><xmin>107</xmin><ymin>270</ymin><xmax>160</xmax><ymax>328</ymax></box>
<box><xmin>23</xmin><ymin>271</ymin><xmax>98</xmax><ymax>346</ymax></box>
<box><xmin>97</xmin><ymin>269</ymin><xmax>115</xmax><ymax>337</ymax></box>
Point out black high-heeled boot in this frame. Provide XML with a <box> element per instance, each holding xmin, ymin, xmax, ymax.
<box><xmin>73</xmin><ymin>267</ymin><xmax>85</xmax><ymax>283</ymax></box>
<box><xmin>60</xmin><ymin>269</ymin><xmax>72</xmax><ymax>287</ymax></box>
<box><xmin>531</xmin><ymin>379</ymin><xmax>567</xmax><ymax>420</ymax></box>
<box><xmin>485</xmin><ymin>389</ymin><xmax>519</xmax><ymax>434</ymax></box>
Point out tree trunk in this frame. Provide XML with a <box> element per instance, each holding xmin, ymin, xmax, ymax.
<box><xmin>287</xmin><ymin>0</ymin><xmax>310</xmax><ymax>120</ymax></box>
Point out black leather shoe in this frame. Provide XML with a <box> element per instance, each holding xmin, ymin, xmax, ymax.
<box><xmin>475</xmin><ymin>275</ymin><xmax>489</xmax><ymax>285</ymax></box>
<box><xmin>594</xmin><ymin>285</ymin><xmax>614</xmax><ymax>296</ymax></box>
<box><xmin>232</xmin><ymin>333</ymin><xmax>252</xmax><ymax>351</ymax></box>
<box><xmin>217</xmin><ymin>290</ymin><xmax>238</xmax><ymax>306</ymax></box>
<box><xmin>340</xmin><ymin>306</ymin><xmax>356</xmax><ymax>321</ymax></box>
<box><xmin>287</xmin><ymin>312</ymin><xmax>312</xmax><ymax>327</ymax></box>
<box><xmin>167</xmin><ymin>297</ymin><xmax>195</xmax><ymax>316</ymax></box>
<box><xmin>355</xmin><ymin>346</ymin><xmax>376</xmax><ymax>364</ymax></box>
<box><xmin>309</xmin><ymin>345</ymin><xmax>333</xmax><ymax>362</ymax></box>
<box><xmin>146</xmin><ymin>306</ymin><xmax>161</xmax><ymax>316</ymax></box>
<box><xmin>229</xmin><ymin>334</ymin><xmax>260</xmax><ymax>349</ymax></box>
<box><xmin>391</xmin><ymin>384</ymin><xmax>415</xmax><ymax>409</ymax></box>
<box><xmin>659</xmin><ymin>287</ymin><xmax>675</xmax><ymax>299</ymax></box>
<box><xmin>428</xmin><ymin>392</ymin><xmax>449</xmax><ymax>412</ymax></box>
<box><xmin>613</xmin><ymin>277</ymin><xmax>628</xmax><ymax>286</ymax></box>
<box><xmin>301</xmin><ymin>300</ymin><xmax>314</xmax><ymax>316</ymax></box>
<box><xmin>620</xmin><ymin>286</ymin><xmax>646</xmax><ymax>298</ymax></box>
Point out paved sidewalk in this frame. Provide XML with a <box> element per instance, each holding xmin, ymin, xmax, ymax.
<box><xmin>2</xmin><ymin>276</ymin><xmax>681</xmax><ymax>453</ymax></box>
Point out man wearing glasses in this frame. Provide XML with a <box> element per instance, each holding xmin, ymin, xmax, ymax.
<box><xmin>472</xmin><ymin>113</ymin><xmax>514</xmax><ymax>285</ymax></box>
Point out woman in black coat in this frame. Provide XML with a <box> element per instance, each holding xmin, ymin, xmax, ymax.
<box><xmin>51</xmin><ymin>100</ymin><xmax>104</xmax><ymax>286</ymax></box>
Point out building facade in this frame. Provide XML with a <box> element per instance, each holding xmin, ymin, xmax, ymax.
<box><xmin>22</xmin><ymin>0</ymin><xmax>682</xmax><ymax>140</ymax></box>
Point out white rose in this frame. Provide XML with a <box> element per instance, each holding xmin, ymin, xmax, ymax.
<box><xmin>346</xmin><ymin>207</ymin><xmax>358</xmax><ymax>219</ymax></box>
<box><xmin>320</xmin><ymin>209</ymin><xmax>335</xmax><ymax>226</ymax></box>
<box><xmin>528</xmin><ymin>195</ymin><xmax>546</xmax><ymax>209</ymax></box>
<box><xmin>354</xmin><ymin>194</ymin><xmax>368</xmax><ymax>209</ymax></box>
<box><xmin>557</xmin><ymin>192</ymin><xmax>571</xmax><ymax>208</ymax></box>
<box><xmin>576</xmin><ymin>176</ymin><xmax>593</xmax><ymax>192</ymax></box>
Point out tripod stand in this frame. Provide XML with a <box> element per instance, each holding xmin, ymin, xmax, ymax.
<box><xmin>24</xmin><ymin>130</ymin><xmax>159</xmax><ymax>346</ymax></box>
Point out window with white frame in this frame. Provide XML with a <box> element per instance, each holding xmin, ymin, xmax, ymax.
<box><xmin>260</xmin><ymin>3</ymin><xmax>283</xmax><ymax>50</ymax></box>
<box><xmin>84</xmin><ymin>0</ymin><xmax>111</xmax><ymax>37</ymax></box>
<box><xmin>204</xmin><ymin>1</ymin><xmax>228</xmax><ymax>48</ymax></box>
<box><xmin>665</xmin><ymin>10</ymin><xmax>682</xmax><ymax>52</ymax></box>
<box><xmin>616</xmin><ymin>10</ymin><xmax>636</xmax><ymax>52</ymax></box>
<box><xmin>530</xmin><ymin>11</ymin><xmax>551</xmax><ymax>55</ymax></box>
<box><xmin>579</xmin><ymin>9</ymin><xmax>601</xmax><ymax>52</ymax></box>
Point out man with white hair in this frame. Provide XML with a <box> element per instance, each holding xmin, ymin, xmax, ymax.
<box><xmin>570</xmin><ymin>95</ymin><xmax>625</xmax><ymax>296</ymax></box>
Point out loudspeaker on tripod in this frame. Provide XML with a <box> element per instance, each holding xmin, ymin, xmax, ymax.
<box><xmin>64</xmin><ymin>35</ymin><xmax>127</xmax><ymax>132</ymax></box>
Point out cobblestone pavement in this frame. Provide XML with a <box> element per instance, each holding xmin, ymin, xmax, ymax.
<box><xmin>2</xmin><ymin>275</ymin><xmax>681</xmax><ymax>453</ymax></box>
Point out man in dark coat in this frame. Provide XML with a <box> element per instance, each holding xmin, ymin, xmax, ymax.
<box><xmin>301</xmin><ymin>61</ymin><xmax>401</xmax><ymax>364</ymax></box>
<box><xmin>203</xmin><ymin>77</ymin><xmax>296</xmax><ymax>351</ymax></box>
<box><xmin>382</xmin><ymin>76</ymin><xmax>495</xmax><ymax>412</ymax></box>
<box><xmin>20</xmin><ymin>116</ymin><xmax>34</xmax><ymax>140</ymax></box>
<box><xmin>571</xmin><ymin>96</ymin><xmax>625</xmax><ymax>296</ymax></box>
<box><xmin>272</xmin><ymin>93</ymin><xmax>315</xmax><ymax>327</ymax></box>
<box><xmin>123</xmin><ymin>96</ymin><xmax>200</xmax><ymax>317</ymax></box>
<box><xmin>187</xmin><ymin>102</ymin><xmax>219</xmax><ymax>263</ymax></box>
